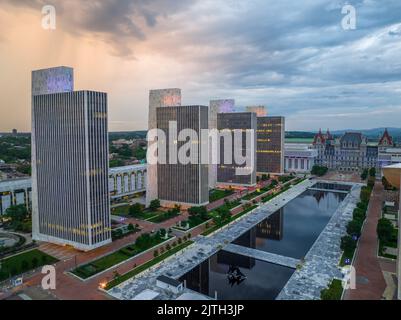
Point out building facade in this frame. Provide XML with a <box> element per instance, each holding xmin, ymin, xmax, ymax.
<box><xmin>255</xmin><ymin>116</ymin><xmax>285</xmax><ymax>175</ymax></box>
<box><xmin>109</xmin><ymin>164</ymin><xmax>147</xmax><ymax>200</ymax></box>
<box><xmin>209</xmin><ymin>99</ymin><xmax>235</xmax><ymax>189</ymax></box>
<box><xmin>0</xmin><ymin>178</ymin><xmax>31</xmax><ymax>215</ymax></box>
<box><xmin>1</xmin><ymin>165</ymin><xmax>146</xmax><ymax>215</ymax></box>
<box><xmin>312</xmin><ymin>130</ymin><xmax>378</xmax><ymax>172</ymax></box>
<box><xmin>32</xmin><ymin>67</ymin><xmax>111</xmax><ymax>251</ymax></box>
<box><xmin>285</xmin><ymin>144</ymin><xmax>318</xmax><ymax>174</ymax></box>
<box><xmin>157</xmin><ymin>105</ymin><xmax>209</xmax><ymax>207</ymax></box>
<box><xmin>378</xmin><ymin>129</ymin><xmax>401</xmax><ymax>169</ymax></box>
<box><xmin>146</xmin><ymin>89</ymin><xmax>182</xmax><ymax>207</ymax></box>
<box><xmin>217</xmin><ymin>112</ymin><xmax>257</xmax><ymax>186</ymax></box>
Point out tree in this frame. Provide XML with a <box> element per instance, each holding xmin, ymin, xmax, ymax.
<box><xmin>353</xmin><ymin>208</ymin><xmax>366</xmax><ymax>221</ymax></box>
<box><xmin>216</xmin><ymin>206</ymin><xmax>231</xmax><ymax>222</ymax></box>
<box><xmin>367</xmin><ymin>176</ymin><xmax>375</xmax><ymax>189</ymax></box>
<box><xmin>311</xmin><ymin>166</ymin><xmax>329</xmax><ymax>177</ymax></box>
<box><xmin>360</xmin><ymin>169</ymin><xmax>368</xmax><ymax>181</ymax></box>
<box><xmin>188</xmin><ymin>206</ymin><xmax>208</xmax><ymax>221</ymax></box>
<box><xmin>369</xmin><ymin>167</ymin><xmax>376</xmax><ymax>177</ymax></box>
<box><xmin>360</xmin><ymin>187</ymin><xmax>371</xmax><ymax>203</ymax></box>
<box><xmin>153</xmin><ymin>250</ymin><xmax>159</xmax><ymax>258</ymax></box>
<box><xmin>149</xmin><ymin>199</ymin><xmax>161</xmax><ymax>211</ymax></box>
<box><xmin>377</xmin><ymin>218</ymin><xmax>394</xmax><ymax>243</ymax></box>
<box><xmin>341</xmin><ymin>236</ymin><xmax>356</xmax><ymax>252</ymax></box>
<box><xmin>5</xmin><ymin>205</ymin><xmax>29</xmax><ymax>222</ymax></box>
<box><xmin>129</xmin><ymin>203</ymin><xmax>144</xmax><ymax>217</ymax></box>
<box><xmin>270</xmin><ymin>180</ymin><xmax>278</xmax><ymax>188</ymax></box>
<box><xmin>347</xmin><ymin>220</ymin><xmax>363</xmax><ymax>237</ymax></box>
<box><xmin>127</xmin><ymin>224</ymin><xmax>135</xmax><ymax>232</ymax></box>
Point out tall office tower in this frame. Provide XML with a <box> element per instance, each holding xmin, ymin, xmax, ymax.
<box><xmin>246</xmin><ymin>106</ymin><xmax>267</xmax><ymax>117</ymax></box>
<box><xmin>32</xmin><ymin>67</ymin><xmax>111</xmax><ymax>251</ymax></box>
<box><xmin>256</xmin><ymin>116</ymin><xmax>285</xmax><ymax>175</ymax></box>
<box><xmin>157</xmin><ymin>105</ymin><xmax>209</xmax><ymax>207</ymax></box>
<box><xmin>217</xmin><ymin>112</ymin><xmax>257</xmax><ymax>186</ymax></box>
<box><xmin>146</xmin><ymin>89</ymin><xmax>182</xmax><ymax>207</ymax></box>
<box><xmin>209</xmin><ymin>99</ymin><xmax>235</xmax><ymax>189</ymax></box>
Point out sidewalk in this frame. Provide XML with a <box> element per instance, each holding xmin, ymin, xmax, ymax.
<box><xmin>344</xmin><ymin>182</ymin><xmax>388</xmax><ymax>300</ymax></box>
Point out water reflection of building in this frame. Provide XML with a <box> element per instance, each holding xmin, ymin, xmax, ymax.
<box><xmin>179</xmin><ymin>259</ymin><xmax>210</xmax><ymax>296</ymax></box>
<box><xmin>256</xmin><ymin>209</ymin><xmax>283</xmax><ymax>241</ymax></box>
<box><xmin>312</xmin><ymin>191</ymin><xmax>326</xmax><ymax>204</ymax></box>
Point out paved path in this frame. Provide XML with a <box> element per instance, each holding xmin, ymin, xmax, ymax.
<box><xmin>344</xmin><ymin>182</ymin><xmax>387</xmax><ymax>300</ymax></box>
<box><xmin>1</xmin><ymin>210</ymin><xmax>195</xmax><ymax>300</ymax></box>
<box><xmin>223</xmin><ymin>244</ymin><xmax>299</xmax><ymax>269</ymax></box>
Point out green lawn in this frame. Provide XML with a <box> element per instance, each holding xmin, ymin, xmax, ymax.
<box><xmin>111</xmin><ymin>205</ymin><xmax>131</xmax><ymax>217</ymax></box>
<box><xmin>174</xmin><ymin>216</ymin><xmax>211</xmax><ymax>231</ymax></box>
<box><xmin>209</xmin><ymin>189</ymin><xmax>234</xmax><ymax>203</ymax></box>
<box><xmin>111</xmin><ymin>205</ymin><xmax>163</xmax><ymax>221</ymax></box>
<box><xmin>72</xmin><ymin>234</ymin><xmax>170</xmax><ymax>279</ymax></box>
<box><xmin>0</xmin><ymin>249</ymin><xmax>58</xmax><ymax>282</ymax></box>
<box><xmin>340</xmin><ymin>248</ymin><xmax>356</xmax><ymax>267</ymax></box>
<box><xmin>147</xmin><ymin>211</ymin><xmax>180</xmax><ymax>224</ymax></box>
<box><xmin>321</xmin><ymin>279</ymin><xmax>343</xmax><ymax>300</ymax></box>
<box><xmin>105</xmin><ymin>241</ymin><xmax>194</xmax><ymax>290</ymax></box>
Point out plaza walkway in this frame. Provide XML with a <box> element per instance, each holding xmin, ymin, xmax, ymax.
<box><xmin>344</xmin><ymin>182</ymin><xmax>387</xmax><ymax>300</ymax></box>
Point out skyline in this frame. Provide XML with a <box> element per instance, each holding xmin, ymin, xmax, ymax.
<box><xmin>0</xmin><ymin>0</ymin><xmax>401</xmax><ymax>132</ymax></box>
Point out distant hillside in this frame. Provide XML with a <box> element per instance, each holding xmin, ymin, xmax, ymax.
<box><xmin>286</xmin><ymin>131</ymin><xmax>315</xmax><ymax>139</ymax></box>
<box><xmin>109</xmin><ymin>131</ymin><xmax>147</xmax><ymax>141</ymax></box>
<box><xmin>331</xmin><ymin>128</ymin><xmax>401</xmax><ymax>140</ymax></box>
<box><xmin>286</xmin><ymin>128</ymin><xmax>401</xmax><ymax>144</ymax></box>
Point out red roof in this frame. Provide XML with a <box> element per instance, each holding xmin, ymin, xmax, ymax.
<box><xmin>313</xmin><ymin>129</ymin><xmax>326</xmax><ymax>145</ymax></box>
<box><xmin>379</xmin><ymin>128</ymin><xmax>393</xmax><ymax>146</ymax></box>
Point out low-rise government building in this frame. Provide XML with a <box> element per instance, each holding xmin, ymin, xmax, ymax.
<box><xmin>0</xmin><ymin>164</ymin><xmax>147</xmax><ymax>215</ymax></box>
<box><xmin>284</xmin><ymin>144</ymin><xmax>318</xmax><ymax>174</ymax></box>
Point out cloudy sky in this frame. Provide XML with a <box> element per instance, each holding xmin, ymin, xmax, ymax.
<box><xmin>0</xmin><ymin>0</ymin><xmax>400</xmax><ymax>132</ymax></box>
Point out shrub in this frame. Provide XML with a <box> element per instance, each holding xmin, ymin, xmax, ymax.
<box><xmin>341</xmin><ymin>236</ymin><xmax>356</xmax><ymax>252</ymax></box>
<box><xmin>353</xmin><ymin>208</ymin><xmax>366</xmax><ymax>221</ymax></box>
<box><xmin>357</xmin><ymin>202</ymin><xmax>368</xmax><ymax>212</ymax></box>
<box><xmin>311</xmin><ymin>165</ymin><xmax>329</xmax><ymax>177</ymax></box>
<box><xmin>360</xmin><ymin>169</ymin><xmax>368</xmax><ymax>181</ymax></box>
<box><xmin>377</xmin><ymin>218</ymin><xmax>395</xmax><ymax>243</ymax></box>
<box><xmin>149</xmin><ymin>199</ymin><xmax>161</xmax><ymax>211</ymax></box>
<box><xmin>369</xmin><ymin>167</ymin><xmax>376</xmax><ymax>177</ymax></box>
<box><xmin>129</xmin><ymin>203</ymin><xmax>144</xmax><ymax>216</ymax></box>
<box><xmin>360</xmin><ymin>187</ymin><xmax>372</xmax><ymax>203</ymax></box>
<box><xmin>347</xmin><ymin>219</ymin><xmax>363</xmax><ymax>237</ymax></box>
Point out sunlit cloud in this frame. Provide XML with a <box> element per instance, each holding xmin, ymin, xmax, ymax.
<box><xmin>0</xmin><ymin>0</ymin><xmax>400</xmax><ymax>131</ymax></box>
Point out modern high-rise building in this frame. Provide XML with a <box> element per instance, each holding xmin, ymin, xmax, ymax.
<box><xmin>31</xmin><ymin>67</ymin><xmax>111</xmax><ymax>251</ymax></box>
<box><xmin>246</xmin><ymin>106</ymin><xmax>285</xmax><ymax>175</ymax></box>
<box><xmin>217</xmin><ymin>112</ymin><xmax>257</xmax><ymax>186</ymax></box>
<box><xmin>209</xmin><ymin>99</ymin><xmax>235</xmax><ymax>189</ymax></box>
<box><xmin>255</xmin><ymin>116</ymin><xmax>285</xmax><ymax>175</ymax></box>
<box><xmin>146</xmin><ymin>89</ymin><xmax>182</xmax><ymax>207</ymax></box>
<box><xmin>156</xmin><ymin>105</ymin><xmax>209</xmax><ymax>207</ymax></box>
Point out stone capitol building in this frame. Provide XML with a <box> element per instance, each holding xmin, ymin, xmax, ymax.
<box><xmin>312</xmin><ymin>129</ymin><xmax>396</xmax><ymax>173</ymax></box>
